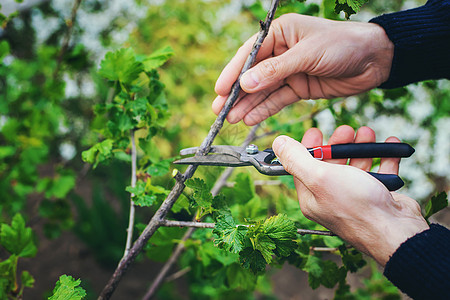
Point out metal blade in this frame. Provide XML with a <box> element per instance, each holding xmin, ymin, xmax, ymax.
<box><xmin>174</xmin><ymin>155</ymin><xmax>250</xmax><ymax>167</ymax></box>
<box><xmin>179</xmin><ymin>145</ymin><xmax>244</xmax><ymax>157</ymax></box>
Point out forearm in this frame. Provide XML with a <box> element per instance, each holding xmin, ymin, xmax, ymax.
<box><xmin>370</xmin><ymin>0</ymin><xmax>450</xmax><ymax>88</ymax></box>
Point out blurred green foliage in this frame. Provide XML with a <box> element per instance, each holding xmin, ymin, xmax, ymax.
<box><xmin>0</xmin><ymin>0</ymin><xmax>447</xmax><ymax>299</ymax></box>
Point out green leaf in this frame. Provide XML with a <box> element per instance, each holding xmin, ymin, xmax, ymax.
<box><xmin>21</xmin><ymin>270</ymin><xmax>35</xmax><ymax>288</ymax></box>
<box><xmin>185</xmin><ymin>178</ymin><xmax>213</xmax><ymax>208</ymax></box>
<box><xmin>0</xmin><ymin>255</ymin><xmax>17</xmax><ymax>295</ymax></box>
<box><xmin>146</xmin><ymin>158</ymin><xmax>173</xmax><ymax>177</ymax></box>
<box><xmin>339</xmin><ymin>245</ymin><xmax>366</xmax><ymax>273</ymax></box>
<box><xmin>81</xmin><ymin>139</ymin><xmax>114</xmax><ymax>167</ymax></box>
<box><xmin>213</xmin><ymin>213</ymin><xmax>247</xmax><ymax>253</ymax></box>
<box><xmin>263</xmin><ymin>214</ymin><xmax>297</xmax><ymax>257</ymax></box>
<box><xmin>98</xmin><ymin>48</ymin><xmax>143</xmax><ymax>85</ymax></box>
<box><xmin>48</xmin><ymin>275</ymin><xmax>86</xmax><ymax>300</ymax></box>
<box><xmin>142</xmin><ymin>46</ymin><xmax>174</xmax><ymax>71</ymax></box>
<box><xmin>0</xmin><ymin>214</ymin><xmax>37</xmax><ymax>258</ymax></box>
<box><xmin>425</xmin><ymin>191</ymin><xmax>448</xmax><ymax>220</ymax></box>
<box><xmin>239</xmin><ymin>247</ymin><xmax>267</xmax><ymax>274</ymax></box>
<box><xmin>334</xmin><ymin>0</ymin><xmax>369</xmax><ymax>18</ymax></box>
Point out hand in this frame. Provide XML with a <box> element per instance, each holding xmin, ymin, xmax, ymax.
<box><xmin>213</xmin><ymin>14</ymin><xmax>394</xmax><ymax>125</ymax></box>
<box><xmin>272</xmin><ymin>125</ymin><xmax>429</xmax><ymax>266</ymax></box>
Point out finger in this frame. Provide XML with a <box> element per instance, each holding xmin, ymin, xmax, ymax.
<box><xmin>326</xmin><ymin>125</ymin><xmax>355</xmax><ymax>165</ymax></box>
<box><xmin>272</xmin><ymin>135</ymin><xmax>321</xmax><ymax>186</ymax></box>
<box><xmin>227</xmin><ymin>84</ymin><xmax>282</xmax><ymax>124</ymax></box>
<box><xmin>301</xmin><ymin>128</ymin><xmax>323</xmax><ymax>148</ymax></box>
<box><xmin>349</xmin><ymin>126</ymin><xmax>376</xmax><ymax>171</ymax></box>
<box><xmin>212</xmin><ymin>89</ymin><xmax>247</xmax><ymax>117</ymax></box>
<box><xmin>242</xmin><ymin>85</ymin><xmax>300</xmax><ymax>126</ymax></box>
<box><xmin>379</xmin><ymin>136</ymin><xmax>401</xmax><ymax>175</ymax></box>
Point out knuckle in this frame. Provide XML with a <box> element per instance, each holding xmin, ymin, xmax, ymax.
<box><xmin>259</xmin><ymin>58</ymin><xmax>280</xmax><ymax>79</ymax></box>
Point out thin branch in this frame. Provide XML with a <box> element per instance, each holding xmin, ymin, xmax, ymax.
<box><xmin>124</xmin><ymin>130</ymin><xmax>137</xmax><ymax>257</ymax></box>
<box><xmin>159</xmin><ymin>220</ymin><xmax>335</xmax><ymax>236</ymax></box>
<box><xmin>143</xmin><ymin>125</ymin><xmax>261</xmax><ymax>300</ymax></box>
<box><xmin>165</xmin><ymin>267</ymin><xmax>191</xmax><ymax>283</ymax></box>
<box><xmin>98</xmin><ymin>2</ymin><xmax>280</xmax><ymax>298</ymax></box>
<box><xmin>53</xmin><ymin>0</ymin><xmax>83</xmax><ymax>78</ymax></box>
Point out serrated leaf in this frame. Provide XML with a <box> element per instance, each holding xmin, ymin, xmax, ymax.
<box><xmin>142</xmin><ymin>46</ymin><xmax>174</xmax><ymax>71</ymax></box>
<box><xmin>425</xmin><ymin>191</ymin><xmax>448</xmax><ymax>220</ymax></box>
<box><xmin>48</xmin><ymin>275</ymin><xmax>86</xmax><ymax>300</ymax></box>
<box><xmin>0</xmin><ymin>214</ymin><xmax>37</xmax><ymax>258</ymax></box>
<box><xmin>334</xmin><ymin>0</ymin><xmax>368</xmax><ymax>18</ymax></box>
<box><xmin>99</xmin><ymin>48</ymin><xmax>143</xmax><ymax>85</ymax></box>
<box><xmin>213</xmin><ymin>213</ymin><xmax>247</xmax><ymax>253</ymax></box>
<box><xmin>239</xmin><ymin>247</ymin><xmax>266</xmax><ymax>274</ymax></box>
<box><xmin>253</xmin><ymin>233</ymin><xmax>276</xmax><ymax>264</ymax></box>
<box><xmin>263</xmin><ymin>214</ymin><xmax>297</xmax><ymax>257</ymax></box>
<box><xmin>81</xmin><ymin>139</ymin><xmax>114</xmax><ymax>167</ymax></box>
<box><xmin>185</xmin><ymin>178</ymin><xmax>213</xmax><ymax>208</ymax></box>
<box><xmin>339</xmin><ymin>245</ymin><xmax>366</xmax><ymax>273</ymax></box>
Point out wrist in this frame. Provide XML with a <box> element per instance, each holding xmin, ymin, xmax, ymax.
<box><xmin>365</xmin><ymin>23</ymin><xmax>394</xmax><ymax>87</ymax></box>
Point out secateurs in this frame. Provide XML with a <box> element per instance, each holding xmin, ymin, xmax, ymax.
<box><xmin>174</xmin><ymin>142</ymin><xmax>415</xmax><ymax>191</ymax></box>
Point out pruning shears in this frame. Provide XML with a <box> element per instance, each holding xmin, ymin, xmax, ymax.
<box><xmin>174</xmin><ymin>142</ymin><xmax>415</xmax><ymax>191</ymax></box>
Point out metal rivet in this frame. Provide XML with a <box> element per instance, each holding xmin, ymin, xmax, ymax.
<box><xmin>245</xmin><ymin>144</ymin><xmax>258</xmax><ymax>154</ymax></box>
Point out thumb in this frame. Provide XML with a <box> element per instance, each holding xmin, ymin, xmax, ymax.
<box><xmin>272</xmin><ymin>135</ymin><xmax>320</xmax><ymax>184</ymax></box>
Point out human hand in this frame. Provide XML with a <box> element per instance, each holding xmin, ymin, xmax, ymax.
<box><xmin>272</xmin><ymin>125</ymin><xmax>429</xmax><ymax>266</ymax></box>
<box><xmin>213</xmin><ymin>14</ymin><xmax>394</xmax><ymax>125</ymax></box>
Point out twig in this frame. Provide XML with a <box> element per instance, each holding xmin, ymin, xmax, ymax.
<box><xmin>165</xmin><ymin>267</ymin><xmax>191</xmax><ymax>283</ymax></box>
<box><xmin>53</xmin><ymin>0</ymin><xmax>82</xmax><ymax>78</ymax></box>
<box><xmin>143</xmin><ymin>125</ymin><xmax>261</xmax><ymax>300</ymax></box>
<box><xmin>124</xmin><ymin>129</ymin><xmax>137</xmax><ymax>257</ymax></box>
<box><xmin>159</xmin><ymin>220</ymin><xmax>335</xmax><ymax>236</ymax></box>
<box><xmin>98</xmin><ymin>2</ymin><xmax>280</xmax><ymax>298</ymax></box>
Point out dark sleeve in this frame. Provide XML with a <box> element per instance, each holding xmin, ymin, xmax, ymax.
<box><xmin>384</xmin><ymin>224</ymin><xmax>450</xmax><ymax>300</ymax></box>
<box><xmin>369</xmin><ymin>0</ymin><xmax>450</xmax><ymax>89</ymax></box>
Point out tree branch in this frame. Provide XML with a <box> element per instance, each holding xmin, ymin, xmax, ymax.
<box><xmin>98</xmin><ymin>1</ymin><xmax>280</xmax><ymax>298</ymax></box>
<box><xmin>159</xmin><ymin>220</ymin><xmax>335</xmax><ymax>236</ymax></box>
<box><xmin>123</xmin><ymin>129</ymin><xmax>137</xmax><ymax>257</ymax></box>
<box><xmin>53</xmin><ymin>0</ymin><xmax>82</xmax><ymax>78</ymax></box>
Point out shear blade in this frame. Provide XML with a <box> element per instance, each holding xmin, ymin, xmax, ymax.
<box><xmin>174</xmin><ymin>155</ymin><xmax>249</xmax><ymax>167</ymax></box>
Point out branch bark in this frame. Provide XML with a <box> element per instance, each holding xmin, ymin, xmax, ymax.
<box><xmin>98</xmin><ymin>1</ymin><xmax>280</xmax><ymax>298</ymax></box>
<box><xmin>124</xmin><ymin>129</ymin><xmax>137</xmax><ymax>257</ymax></box>
<box><xmin>159</xmin><ymin>220</ymin><xmax>335</xmax><ymax>236</ymax></box>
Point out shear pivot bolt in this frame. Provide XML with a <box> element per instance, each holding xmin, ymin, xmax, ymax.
<box><xmin>246</xmin><ymin>144</ymin><xmax>258</xmax><ymax>154</ymax></box>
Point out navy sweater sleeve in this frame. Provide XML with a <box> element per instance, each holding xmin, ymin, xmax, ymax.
<box><xmin>369</xmin><ymin>0</ymin><xmax>450</xmax><ymax>89</ymax></box>
<box><xmin>384</xmin><ymin>224</ymin><xmax>450</xmax><ymax>299</ymax></box>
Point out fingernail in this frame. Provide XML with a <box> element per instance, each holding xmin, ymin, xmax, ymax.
<box><xmin>273</xmin><ymin>136</ymin><xmax>287</xmax><ymax>155</ymax></box>
<box><xmin>241</xmin><ymin>71</ymin><xmax>259</xmax><ymax>89</ymax></box>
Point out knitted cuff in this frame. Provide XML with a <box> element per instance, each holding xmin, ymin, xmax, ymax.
<box><xmin>384</xmin><ymin>224</ymin><xmax>450</xmax><ymax>300</ymax></box>
<box><xmin>370</xmin><ymin>0</ymin><xmax>450</xmax><ymax>89</ymax></box>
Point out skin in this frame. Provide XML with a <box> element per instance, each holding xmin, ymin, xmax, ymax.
<box><xmin>272</xmin><ymin>126</ymin><xmax>429</xmax><ymax>266</ymax></box>
<box><xmin>213</xmin><ymin>14</ymin><xmax>394</xmax><ymax>125</ymax></box>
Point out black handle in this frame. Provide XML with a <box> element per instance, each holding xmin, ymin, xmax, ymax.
<box><xmin>329</xmin><ymin>143</ymin><xmax>414</xmax><ymax>159</ymax></box>
<box><xmin>367</xmin><ymin>172</ymin><xmax>404</xmax><ymax>191</ymax></box>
